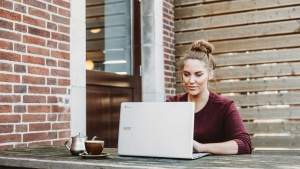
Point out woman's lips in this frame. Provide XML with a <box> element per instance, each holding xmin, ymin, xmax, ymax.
<box><xmin>188</xmin><ymin>86</ymin><xmax>198</xmax><ymax>90</ymax></box>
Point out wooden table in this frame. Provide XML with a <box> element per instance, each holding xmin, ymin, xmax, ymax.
<box><xmin>0</xmin><ymin>146</ymin><xmax>299</xmax><ymax>169</ymax></box>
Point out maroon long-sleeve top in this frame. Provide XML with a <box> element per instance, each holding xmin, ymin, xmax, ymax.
<box><xmin>166</xmin><ymin>91</ymin><xmax>252</xmax><ymax>154</ymax></box>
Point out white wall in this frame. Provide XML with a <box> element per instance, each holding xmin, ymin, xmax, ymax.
<box><xmin>141</xmin><ymin>0</ymin><xmax>165</xmax><ymax>102</ymax></box>
<box><xmin>70</xmin><ymin>1</ymin><xmax>86</xmax><ymax>136</ymax></box>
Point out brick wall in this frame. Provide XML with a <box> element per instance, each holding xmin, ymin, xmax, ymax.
<box><xmin>0</xmin><ymin>0</ymin><xmax>71</xmax><ymax>150</ymax></box>
<box><xmin>163</xmin><ymin>0</ymin><xmax>176</xmax><ymax>99</ymax></box>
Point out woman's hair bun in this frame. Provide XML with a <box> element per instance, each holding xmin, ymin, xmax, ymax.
<box><xmin>190</xmin><ymin>39</ymin><xmax>214</xmax><ymax>53</ymax></box>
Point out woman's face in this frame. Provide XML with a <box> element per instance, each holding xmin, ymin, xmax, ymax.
<box><xmin>182</xmin><ymin>59</ymin><xmax>213</xmax><ymax>96</ymax></box>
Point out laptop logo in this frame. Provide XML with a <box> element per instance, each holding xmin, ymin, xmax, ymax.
<box><xmin>123</xmin><ymin>127</ymin><xmax>131</xmax><ymax>130</ymax></box>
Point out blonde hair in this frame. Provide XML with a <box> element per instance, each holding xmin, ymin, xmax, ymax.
<box><xmin>178</xmin><ymin>39</ymin><xmax>216</xmax><ymax>71</ymax></box>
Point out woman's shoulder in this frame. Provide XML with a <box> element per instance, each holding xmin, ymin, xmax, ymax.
<box><xmin>166</xmin><ymin>93</ymin><xmax>188</xmax><ymax>102</ymax></box>
<box><xmin>209</xmin><ymin>91</ymin><xmax>233</xmax><ymax>105</ymax></box>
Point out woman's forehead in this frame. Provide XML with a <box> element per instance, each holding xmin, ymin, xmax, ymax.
<box><xmin>183</xmin><ymin>59</ymin><xmax>207</xmax><ymax>71</ymax></box>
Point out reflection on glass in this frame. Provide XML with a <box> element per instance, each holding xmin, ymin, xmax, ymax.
<box><xmin>86</xmin><ymin>0</ymin><xmax>132</xmax><ymax>75</ymax></box>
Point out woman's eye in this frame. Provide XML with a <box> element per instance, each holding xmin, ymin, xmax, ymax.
<box><xmin>196</xmin><ymin>74</ymin><xmax>203</xmax><ymax>77</ymax></box>
<box><xmin>183</xmin><ymin>73</ymin><xmax>190</xmax><ymax>77</ymax></box>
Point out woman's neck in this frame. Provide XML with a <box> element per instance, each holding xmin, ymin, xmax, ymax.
<box><xmin>188</xmin><ymin>89</ymin><xmax>210</xmax><ymax>113</ymax></box>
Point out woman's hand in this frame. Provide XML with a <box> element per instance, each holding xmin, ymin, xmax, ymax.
<box><xmin>193</xmin><ymin>140</ymin><xmax>205</xmax><ymax>152</ymax></box>
<box><xmin>193</xmin><ymin>140</ymin><xmax>238</xmax><ymax>154</ymax></box>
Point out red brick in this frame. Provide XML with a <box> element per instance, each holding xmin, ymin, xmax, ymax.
<box><xmin>47</xmin><ymin>131</ymin><xmax>57</xmax><ymax>139</ymax></box>
<box><xmin>14</xmin><ymin>105</ymin><xmax>26</xmax><ymax>113</ymax></box>
<box><xmin>53</xmin><ymin>139</ymin><xmax>67</xmax><ymax>146</ymax></box>
<box><xmin>47</xmin><ymin>78</ymin><xmax>57</xmax><ymax>85</ymax></box>
<box><xmin>58</xmin><ymin>60</ymin><xmax>69</xmax><ymax>68</ymax></box>
<box><xmin>0</xmin><ymin>19</ymin><xmax>13</xmax><ymax>29</ymax></box>
<box><xmin>24</xmin><ymin>0</ymin><xmax>46</xmax><ymax>9</ymax></box>
<box><xmin>58</xmin><ymin>8</ymin><xmax>70</xmax><ymax>18</ymax></box>
<box><xmin>0</xmin><ymin>124</ymin><xmax>14</xmax><ymax>133</ymax></box>
<box><xmin>29</xmin><ymin>123</ymin><xmax>51</xmax><ymax>131</ymax></box>
<box><xmin>27</xmin><ymin>46</ymin><xmax>50</xmax><ymax>56</ymax></box>
<box><xmin>0</xmin><ymin>39</ymin><xmax>13</xmax><ymax>50</ymax></box>
<box><xmin>0</xmin><ymin>114</ymin><xmax>21</xmax><ymax>123</ymax></box>
<box><xmin>53</xmin><ymin>0</ymin><xmax>70</xmax><ymax>8</ymax></box>
<box><xmin>15</xmin><ymin>23</ymin><xmax>27</xmax><ymax>33</ymax></box>
<box><xmin>14</xmin><ymin>3</ymin><xmax>26</xmax><ymax>13</ymax></box>
<box><xmin>52</xmin><ymin>14</ymin><xmax>69</xmax><ymax>25</ymax></box>
<box><xmin>22</xmin><ymin>55</ymin><xmax>45</xmax><ymax>65</ymax></box>
<box><xmin>51</xmin><ymin>69</ymin><xmax>69</xmax><ymax>77</ymax></box>
<box><xmin>58</xmin><ymin>25</ymin><xmax>69</xmax><ymax>34</ymax></box>
<box><xmin>23</xmin><ymin>132</ymin><xmax>47</xmax><ymax>142</ymax></box>
<box><xmin>51</xmin><ymin>32</ymin><xmax>69</xmax><ymax>42</ymax></box>
<box><xmin>0</xmin><ymin>62</ymin><xmax>12</xmax><ymax>72</ymax></box>
<box><xmin>0</xmin><ymin>73</ymin><xmax>20</xmax><ymax>83</ymax></box>
<box><xmin>22</xmin><ymin>114</ymin><xmax>46</xmax><ymax>122</ymax></box>
<box><xmin>58</xmin><ymin>42</ymin><xmax>69</xmax><ymax>51</ymax></box>
<box><xmin>0</xmin><ymin>0</ymin><xmax>13</xmax><ymax>9</ymax></box>
<box><xmin>0</xmin><ymin>84</ymin><xmax>12</xmax><ymax>93</ymax></box>
<box><xmin>23</xmin><ymin>15</ymin><xmax>46</xmax><ymax>28</ymax></box>
<box><xmin>52</xmin><ymin>122</ymin><xmax>70</xmax><ymax>130</ymax></box>
<box><xmin>14</xmin><ymin>64</ymin><xmax>26</xmax><ymax>73</ymax></box>
<box><xmin>28</xmin><ymin>26</ymin><xmax>50</xmax><ymax>38</ymax></box>
<box><xmin>28</xmin><ymin>66</ymin><xmax>49</xmax><ymax>75</ymax></box>
<box><xmin>23</xmin><ymin>35</ymin><xmax>46</xmax><ymax>46</ymax></box>
<box><xmin>15</xmin><ymin>143</ymin><xmax>28</xmax><ymax>148</ymax></box>
<box><xmin>48</xmin><ymin>4</ymin><xmax>57</xmax><ymax>13</ymax></box>
<box><xmin>47</xmin><ymin>22</ymin><xmax>57</xmax><ymax>30</ymax></box>
<box><xmin>28</xmin><ymin>105</ymin><xmax>50</xmax><ymax>113</ymax></box>
<box><xmin>28</xmin><ymin>7</ymin><xmax>50</xmax><ymax>20</ymax></box>
<box><xmin>0</xmin><ymin>95</ymin><xmax>20</xmax><ymax>103</ymax></box>
<box><xmin>58</xmin><ymin>130</ymin><xmax>70</xmax><ymax>139</ymax></box>
<box><xmin>0</xmin><ymin>134</ymin><xmax>21</xmax><ymax>143</ymax></box>
<box><xmin>47</xmin><ymin>113</ymin><xmax>57</xmax><ymax>121</ymax></box>
<box><xmin>0</xmin><ymin>105</ymin><xmax>12</xmax><ymax>113</ymax></box>
<box><xmin>14</xmin><ymin>43</ymin><xmax>26</xmax><ymax>52</ymax></box>
<box><xmin>58</xmin><ymin>113</ymin><xmax>70</xmax><ymax>121</ymax></box>
<box><xmin>46</xmin><ymin>59</ymin><xmax>57</xmax><ymax>67</ymax></box>
<box><xmin>0</xmin><ymin>9</ymin><xmax>21</xmax><ymax>21</ymax></box>
<box><xmin>51</xmin><ymin>50</ymin><xmax>69</xmax><ymax>60</ymax></box>
<box><xmin>14</xmin><ymin>85</ymin><xmax>27</xmax><ymax>93</ymax></box>
<box><xmin>15</xmin><ymin>124</ymin><xmax>28</xmax><ymax>132</ymax></box>
<box><xmin>0</xmin><ymin>29</ymin><xmax>21</xmax><ymax>41</ymax></box>
<box><xmin>47</xmin><ymin>96</ymin><xmax>57</xmax><ymax>103</ymax></box>
<box><xmin>28</xmin><ymin>86</ymin><xmax>50</xmax><ymax>94</ymax></box>
<box><xmin>58</xmin><ymin>79</ymin><xmax>70</xmax><ymax>86</ymax></box>
<box><xmin>51</xmin><ymin>87</ymin><xmax>66</xmax><ymax>94</ymax></box>
<box><xmin>23</xmin><ymin>95</ymin><xmax>46</xmax><ymax>103</ymax></box>
<box><xmin>29</xmin><ymin>141</ymin><xmax>51</xmax><ymax>146</ymax></box>
<box><xmin>23</xmin><ymin>75</ymin><xmax>45</xmax><ymax>84</ymax></box>
<box><xmin>0</xmin><ymin>144</ymin><xmax>14</xmax><ymax>150</ymax></box>
<box><xmin>52</xmin><ymin>105</ymin><xmax>69</xmax><ymax>113</ymax></box>
<box><xmin>0</xmin><ymin>51</ymin><xmax>21</xmax><ymax>62</ymax></box>
<box><xmin>47</xmin><ymin>40</ymin><xmax>57</xmax><ymax>48</ymax></box>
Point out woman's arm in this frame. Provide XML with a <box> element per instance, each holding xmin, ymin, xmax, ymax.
<box><xmin>193</xmin><ymin>140</ymin><xmax>238</xmax><ymax>155</ymax></box>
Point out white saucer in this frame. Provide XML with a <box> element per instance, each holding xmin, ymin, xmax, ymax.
<box><xmin>79</xmin><ymin>152</ymin><xmax>109</xmax><ymax>159</ymax></box>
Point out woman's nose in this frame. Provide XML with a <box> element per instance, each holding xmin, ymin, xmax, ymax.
<box><xmin>189</xmin><ymin>75</ymin><xmax>195</xmax><ymax>83</ymax></box>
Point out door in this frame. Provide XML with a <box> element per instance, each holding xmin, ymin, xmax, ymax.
<box><xmin>86</xmin><ymin>0</ymin><xmax>141</xmax><ymax>148</ymax></box>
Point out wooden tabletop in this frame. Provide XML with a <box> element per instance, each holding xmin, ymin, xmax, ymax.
<box><xmin>0</xmin><ymin>146</ymin><xmax>299</xmax><ymax>169</ymax></box>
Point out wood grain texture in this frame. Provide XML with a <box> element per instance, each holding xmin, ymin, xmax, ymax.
<box><xmin>175</xmin><ymin>6</ymin><xmax>300</xmax><ymax>31</ymax></box>
<box><xmin>175</xmin><ymin>0</ymin><xmax>300</xmax><ymax>19</ymax></box>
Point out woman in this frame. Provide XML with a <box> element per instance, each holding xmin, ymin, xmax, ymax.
<box><xmin>166</xmin><ymin>39</ymin><xmax>251</xmax><ymax>154</ymax></box>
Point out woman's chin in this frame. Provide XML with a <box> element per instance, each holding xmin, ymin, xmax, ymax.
<box><xmin>188</xmin><ymin>90</ymin><xmax>200</xmax><ymax>96</ymax></box>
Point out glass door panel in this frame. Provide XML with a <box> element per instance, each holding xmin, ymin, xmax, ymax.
<box><xmin>86</xmin><ymin>0</ymin><xmax>132</xmax><ymax>75</ymax></box>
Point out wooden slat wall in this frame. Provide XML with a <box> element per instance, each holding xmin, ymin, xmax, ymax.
<box><xmin>174</xmin><ymin>0</ymin><xmax>300</xmax><ymax>155</ymax></box>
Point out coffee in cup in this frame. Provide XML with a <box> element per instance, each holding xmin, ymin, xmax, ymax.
<box><xmin>85</xmin><ymin>140</ymin><xmax>104</xmax><ymax>155</ymax></box>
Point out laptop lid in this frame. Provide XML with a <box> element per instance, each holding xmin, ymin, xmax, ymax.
<box><xmin>118</xmin><ymin>102</ymin><xmax>198</xmax><ymax>159</ymax></box>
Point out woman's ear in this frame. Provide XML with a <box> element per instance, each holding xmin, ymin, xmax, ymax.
<box><xmin>209</xmin><ymin>70</ymin><xmax>214</xmax><ymax>81</ymax></box>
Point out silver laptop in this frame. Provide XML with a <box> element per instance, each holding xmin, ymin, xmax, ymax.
<box><xmin>118</xmin><ymin>102</ymin><xmax>210</xmax><ymax>159</ymax></box>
